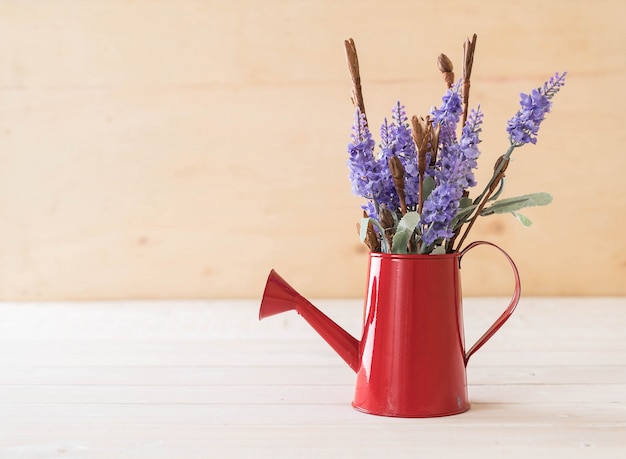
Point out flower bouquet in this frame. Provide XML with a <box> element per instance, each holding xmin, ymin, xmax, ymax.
<box><xmin>345</xmin><ymin>35</ymin><xmax>566</xmax><ymax>254</ymax></box>
<box><xmin>258</xmin><ymin>35</ymin><xmax>562</xmax><ymax>417</ymax></box>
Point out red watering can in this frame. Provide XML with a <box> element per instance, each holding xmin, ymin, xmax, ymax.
<box><xmin>259</xmin><ymin>241</ymin><xmax>521</xmax><ymax>417</ymax></box>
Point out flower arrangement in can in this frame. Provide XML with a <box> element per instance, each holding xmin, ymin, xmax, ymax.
<box><xmin>345</xmin><ymin>35</ymin><xmax>566</xmax><ymax>254</ymax></box>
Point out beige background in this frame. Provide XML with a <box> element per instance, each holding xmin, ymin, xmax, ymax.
<box><xmin>0</xmin><ymin>0</ymin><xmax>624</xmax><ymax>300</ymax></box>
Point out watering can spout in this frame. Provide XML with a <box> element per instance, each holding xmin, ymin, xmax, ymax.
<box><xmin>259</xmin><ymin>270</ymin><xmax>360</xmax><ymax>372</ymax></box>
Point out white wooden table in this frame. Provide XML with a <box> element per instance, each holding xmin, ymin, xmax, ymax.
<box><xmin>0</xmin><ymin>298</ymin><xmax>624</xmax><ymax>458</ymax></box>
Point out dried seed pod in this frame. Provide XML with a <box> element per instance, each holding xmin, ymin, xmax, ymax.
<box><xmin>389</xmin><ymin>156</ymin><xmax>405</xmax><ymax>182</ymax></box>
<box><xmin>462</xmin><ymin>34</ymin><xmax>478</xmax><ymax>126</ymax></box>
<box><xmin>411</xmin><ymin>115</ymin><xmax>435</xmax><ymax>171</ymax></box>
<box><xmin>411</xmin><ymin>117</ymin><xmax>432</xmax><ymax>155</ymax></box>
<box><xmin>344</xmin><ymin>38</ymin><xmax>366</xmax><ymax>120</ymax></box>
<box><xmin>490</xmin><ymin>155</ymin><xmax>510</xmax><ymax>193</ymax></box>
<box><xmin>411</xmin><ymin>115</ymin><xmax>425</xmax><ymax>148</ymax></box>
<box><xmin>437</xmin><ymin>53</ymin><xmax>455</xmax><ymax>88</ymax></box>
<box><xmin>365</xmin><ymin>219</ymin><xmax>381</xmax><ymax>252</ymax></box>
<box><xmin>418</xmin><ymin>122</ymin><xmax>433</xmax><ymax>176</ymax></box>
<box><xmin>418</xmin><ymin>148</ymin><xmax>427</xmax><ymax>177</ymax></box>
<box><xmin>493</xmin><ymin>155</ymin><xmax>510</xmax><ymax>174</ymax></box>
<box><xmin>379</xmin><ymin>206</ymin><xmax>395</xmax><ymax>249</ymax></box>
<box><xmin>430</xmin><ymin>124</ymin><xmax>440</xmax><ymax>166</ymax></box>
<box><xmin>389</xmin><ymin>156</ymin><xmax>408</xmax><ymax>215</ymax></box>
<box><xmin>379</xmin><ymin>206</ymin><xmax>394</xmax><ymax>230</ymax></box>
<box><xmin>412</xmin><ymin>116</ymin><xmax>434</xmax><ymax>214</ymax></box>
<box><xmin>463</xmin><ymin>35</ymin><xmax>477</xmax><ymax>83</ymax></box>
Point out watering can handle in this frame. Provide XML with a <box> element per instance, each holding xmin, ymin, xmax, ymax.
<box><xmin>459</xmin><ymin>241</ymin><xmax>521</xmax><ymax>366</ymax></box>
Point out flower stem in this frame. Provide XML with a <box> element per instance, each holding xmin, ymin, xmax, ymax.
<box><xmin>454</xmin><ymin>187</ymin><xmax>493</xmax><ymax>252</ymax></box>
<box><xmin>454</xmin><ymin>144</ymin><xmax>516</xmax><ymax>251</ymax></box>
<box><xmin>472</xmin><ymin>144</ymin><xmax>516</xmax><ymax>207</ymax></box>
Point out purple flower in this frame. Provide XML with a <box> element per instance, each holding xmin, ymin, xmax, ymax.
<box><xmin>347</xmin><ymin>109</ymin><xmax>381</xmax><ymax>203</ymax></box>
<box><xmin>377</xmin><ymin>117</ymin><xmax>400</xmax><ymax>211</ymax></box>
<box><xmin>378</xmin><ymin>102</ymin><xmax>420</xmax><ymax>209</ymax></box>
<box><xmin>506</xmin><ymin>72</ymin><xmax>567</xmax><ymax>146</ymax></box>
<box><xmin>392</xmin><ymin>103</ymin><xmax>420</xmax><ymax>208</ymax></box>
<box><xmin>457</xmin><ymin>107</ymin><xmax>484</xmax><ymax>188</ymax></box>
<box><xmin>431</xmin><ymin>83</ymin><xmax>463</xmax><ymax>146</ymax></box>
<box><xmin>420</xmin><ymin>181</ymin><xmax>462</xmax><ymax>246</ymax></box>
<box><xmin>361</xmin><ymin>200</ymin><xmax>379</xmax><ymax>220</ymax></box>
<box><xmin>420</xmin><ymin>147</ymin><xmax>464</xmax><ymax>247</ymax></box>
<box><xmin>420</xmin><ymin>106</ymin><xmax>483</xmax><ymax>248</ymax></box>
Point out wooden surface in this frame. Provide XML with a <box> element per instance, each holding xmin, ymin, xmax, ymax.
<box><xmin>1</xmin><ymin>0</ymin><xmax>625</xmax><ymax>299</ymax></box>
<box><xmin>0</xmin><ymin>298</ymin><xmax>625</xmax><ymax>457</ymax></box>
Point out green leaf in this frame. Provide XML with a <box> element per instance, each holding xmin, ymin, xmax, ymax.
<box><xmin>391</xmin><ymin>211</ymin><xmax>420</xmax><ymax>254</ymax></box>
<box><xmin>422</xmin><ymin>176</ymin><xmax>436</xmax><ymax>201</ymax></box>
<box><xmin>459</xmin><ymin>197</ymin><xmax>473</xmax><ymax>209</ymax></box>
<box><xmin>390</xmin><ymin>208</ymin><xmax>398</xmax><ymax>226</ymax></box>
<box><xmin>359</xmin><ymin>217</ymin><xmax>390</xmax><ymax>252</ymax></box>
<box><xmin>454</xmin><ymin>202</ymin><xmax>477</xmax><ymax>220</ymax></box>
<box><xmin>430</xmin><ymin>244</ymin><xmax>447</xmax><ymax>255</ymax></box>
<box><xmin>512</xmin><ymin>212</ymin><xmax>533</xmax><ymax>227</ymax></box>
<box><xmin>358</xmin><ymin>217</ymin><xmax>370</xmax><ymax>244</ymax></box>
<box><xmin>396</xmin><ymin>211</ymin><xmax>421</xmax><ymax>232</ymax></box>
<box><xmin>481</xmin><ymin>192</ymin><xmax>553</xmax><ymax>216</ymax></box>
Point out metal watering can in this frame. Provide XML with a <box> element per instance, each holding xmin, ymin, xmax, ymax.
<box><xmin>259</xmin><ymin>241</ymin><xmax>521</xmax><ymax>417</ymax></box>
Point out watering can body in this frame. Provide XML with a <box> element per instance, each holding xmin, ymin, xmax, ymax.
<box><xmin>259</xmin><ymin>241</ymin><xmax>520</xmax><ymax>417</ymax></box>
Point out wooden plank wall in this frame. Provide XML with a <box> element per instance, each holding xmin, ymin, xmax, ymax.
<box><xmin>0</xmin><ymin>0</ymin><xmax>624</xmax><ymax>300</ymax></box>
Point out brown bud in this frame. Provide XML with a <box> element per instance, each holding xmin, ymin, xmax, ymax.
<box><xmin>379</xmin><ymin>206</ymin><xmax>394</xmax><ymax>230</ymax></box>
<box><xmin>389</xmin><ymin>156</ymin><xmax>405</xmax><ymax>181</ymax></box>
<box><xmin>493</xmin><ymin>155</ymin><xmax>510</xmax><ymax>174</ymax></box>
<box><xmin>411</xmin><ymin>116</ymin><xmax>431</xmax><ymax>149</ymax></box>
<box><xmin>437</xmin><ymin>53</ymin><xmax>454</xmax><ymax>73</ymax></box>
<box><xmin>358</xmin><ymin>211</ymin><xmax>380</xmax><ymax>252</ymax></box>
<box><xmin>418</xmin><ymin>148</ymin><xmax>427</xmax><ymax>176</ymax></box>
<box><xmin>437</xmin><ymin>53</ymin><xmax>455</xmax><ymax>88</ymax></box>
<box><xmin>389</xmin><ymin>156</ymin><xmax>408</xmax><ymax>215</ymax></box>
<box><xmin>419</xmin><ymin>123</ymin><xmax>432</xmax><ymax>175</ymax></box>
<box><xmin>430</xmin><ymin>125</ymin><xmax>440</xmax><ymax>166</ymax></box>
<box><xmin>411</xmin><ymin>115</ymin><xmax>425</xmax><ymax>148</ymax></box>
<box><xmin>411</xmin><ymin>116</ymin><xmax>435</xmax><ymax>175</ymax></box>
<box><xmin>365</xmin><ymin>220</ymin><xmax>381</xmax><ymax>252</ymax></box>
<box><xmin>490</xmin><ymin>155</ymin><xmax>510</xmax><ymax>193</ymax></box>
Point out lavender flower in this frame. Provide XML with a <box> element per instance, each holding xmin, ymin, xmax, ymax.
<box><xmin>347</xmin><ymin>108</ymin><xmax>380</xmax><ymax>204</ymax></box>
<box><xmin>378</xmin><ymin>102</ymin><xmax>420</xmax><ymax>210</ymax></box>
<box><xmin>506</xmin><ymin>72</ymin><xmax>567</xmax><ymax>146</ymax></box>
<box><xmin>457</xmin><ymin>107</ymin><xmax>484</xmax><ymax>188</ymax></box>
<box><xmin>342</xmin><ymin>38</ymin><xmax>565</xmax><ymax>254</ymax></box>
<box><xmin>420</xmin><ymin>180</ymin><xmax>462</xmax><ymax>246</ymax></box>
<box><xmin>420</xmin><ymin>144</ymin><xmax>464</xmax><ymax>247</ymax></box>
<box><xmin>420</xmin><ymin>106</ymin><xmax>484</xmax><ymax>248</ymax></box>
<box><xmin>377</xmin><ymin>117</ymin><xmax>400</xmax><ymax>211</ymax></box>
<box><xmin>431</xmin><ymin>83</ymin><xmax>463</xmax><ymax>145</ymax></box>
<box><xmin>392</xmin><ymin>103</ymin><xmax>420</xmax><ymax>208</ymax></box>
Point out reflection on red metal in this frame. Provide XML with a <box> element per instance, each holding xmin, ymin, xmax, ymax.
<box><xmin>259</xmin><ymin>241</ymin><xmax>521</xmax><ymax>417</ymax></box>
